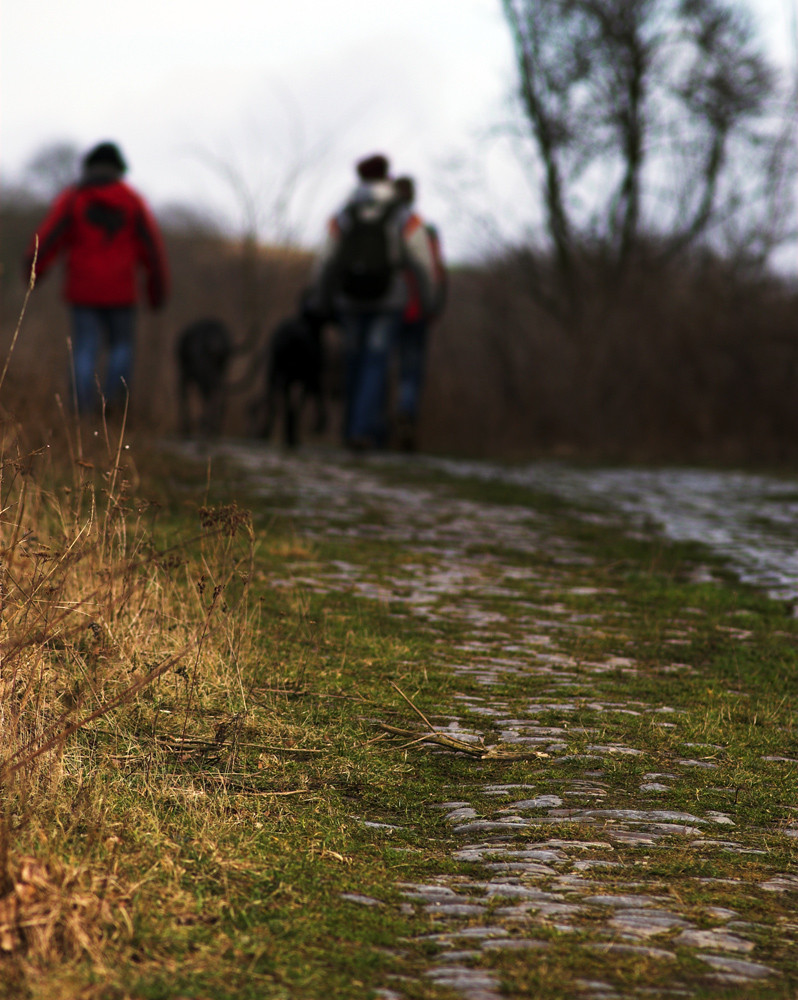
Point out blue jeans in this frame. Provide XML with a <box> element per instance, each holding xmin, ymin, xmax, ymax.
<box><xmin>397</xmin><ymin>319</ymin><xmax>428</xmax><ymax>422</ymax></box>
<box><xmin>342</xmin><ymin>310</ymin><xmax>400</xmax><ymax>447</ymax></box>
<box><xmin>71</xmin><ymin>306</ymin><xmax>136</xmax><ymax>414</ymax></box>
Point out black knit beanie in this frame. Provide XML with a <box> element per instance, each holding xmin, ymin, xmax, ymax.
<box><xmin>83</xmin><ymin>142</ymin><xmax>128</xmax><ymax>174</ymax></box>
<box><xmin>356</xmin><ymin>154</ymin><xmax>389</xmax><ymax>181</ymax></box>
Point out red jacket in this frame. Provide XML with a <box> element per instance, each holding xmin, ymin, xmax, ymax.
<box><xmin>24</xmin><ymin>177</ymin><xmax>169</xmax><ymax>308</ymax></box>
<box><xmin>403</xmin><ymin>219</ymin><xmax>447</xmax><ymax>323</ymax></box>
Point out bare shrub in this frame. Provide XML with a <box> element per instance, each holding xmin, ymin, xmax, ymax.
<box><xmin>422</xmin><ymin>251</ymin><xmax>798</xmax><ymax>462</ymax></box>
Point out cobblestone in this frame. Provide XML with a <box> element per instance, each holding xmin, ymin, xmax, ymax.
<box><xmin>205</xmin><ymin>444</ymin><xmax>797</xmax><ymax>999</ymax></box>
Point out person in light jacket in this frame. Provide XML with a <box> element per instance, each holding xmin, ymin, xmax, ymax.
<box><xmin>314</xmin><ymin>154</ymin><xmax>436</xmax><ymax>449</ymax></box>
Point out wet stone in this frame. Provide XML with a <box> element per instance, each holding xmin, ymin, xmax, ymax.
<box><xmin>398</xmin><ymin>884</ymin><xmax>460</xmax><ymax>902</ymax></box>
<box><xmin>609</xmin><ymin>910</ymin><xmax>693</xmax><ymax>937</ymax></box>
<box><xmin>585</xmin><ymin>895</ymin><xmax>663</xmax><ymax>908</ymax></box>
<box><xmin>451</xmin><ymin>848</ymin><xmax>490</xmax><ymax>863</ymax></box>
<box><xmin>706</xmin><ymin>811</ymin><xmax>734</xmax><ymax>825</ymax></box>
<box><xmin>426</xmin><ymin>903</ymin><xmax>487</xmax><ymax>917</ymax></box>
<box><xmin>543</xmin><ymin>839</ymin><xmax>615</xmax><ymax>850</ymax></box>
<box><xmin>696</xmin><ymin>955</ymin><xmax>777</xmax><ymax>979</ymax></box>
<box><xmin>759</xmin><ymin>875</ymin><xmax>798</xmax><ymax>892</ymax></box>
<box><xmin>691</xmin><ymin>839</ymin><xmax>742</xmax><ymax>849</ymax></box>
<box><xmin>674</xmin><ymin>929</ymin><xmax>754</xmax><ymax>953</ymax></box>
<box><xmin>478</xmin><ymin>882</ymin><xmax>563</xmax><ymax>901</ymax></box>
<box><xmin>550</xmin><ymin>755</ymin><xmax>616</xmax><ymax>765</ymax></box>
<box><xmin>498</xmin><ymin>795</ymin><xmax>564</xmax><ymax>810</ymax></box>
<box><xmin>480</xmin><ymin>784</ymin><xmax>537</xmax><ymax>795</ymax></box>
<box><xmin>526</xmin><ymin>902</ymin><xmax>584</xmax><ymax>918</ymax></box>
<box><xmin>497</xmin><ymin>733</ymin><xmax>560</xmax><ymax>745</ymax></box>
<box><xmin>340</xmin><ymin>893</ymin><xmax>384</xmax><ymax>907</ymax></box>
<box><xmin>582</xmin><ymin>809</ymin><xmax>709</xmax><ymax>825</ymax></box>
<box><xmin>575</xmin><ymin>980</ymin><xmax>621</xmax><ymax>996</ymax></box>
<box><xmin>645</xmin><ymin>822</ymin><xmax>706</xmax><ymax>836</ymax></box>
<box><xmin>422</xmin><ymin>926</ymin><xmax>511</xmax><ymax>941</ymax></box>
<box><xmin>588</xmin><ymin>943</ymin><xmax>675</xmax><ymax>961</ymax></box>
<box><xmin>444</xmin><ymin>808</ymin><xmax>479</xmax><ymax>823</ymax></box>
<box><xmin>492</xmin><ymin>904</ymin><xmax>537</xmax><ymax>919</ymax></box>
<box><xmin>482</xmin><ymin>862</ymin><xmax>558</xmax><ymax>875</ymax></box>
<box><xmin>455</xmin><ymin>846</ymin><xmax>566</xmax><ymax>864</ymax></box>
<box><xmin>453</xmin><ymin>819</ymin><xmax>535</xmax><ymax>834</ymax></box>
<box><xmin>424</xmin><ymin>967</ymin><xmax>502</xmax><ymax>1000</ymax></box>
<box><xmin>496</xmin><ymin>721</ymin><xmax>575</xmax><ymax>733</ymax></box>
<box><xmin>435</xmin><ymin>950</ymin><xmax>481</xmax><ymax>962</ymax></box>
<box><xmin>481</xmin><ymin>938</ymin><xmax>548</xmax><ymax>952</ymax></box>
<box><xmin>726</xmin><ymin>920</ymin><xmax>768</xmax><ymax>932</ymax></box>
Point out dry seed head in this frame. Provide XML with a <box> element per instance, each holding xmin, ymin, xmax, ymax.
<box><xmin>198</xmin><ymin>503</ymin><xmax>252</xmax><ymax>537</ymax></box>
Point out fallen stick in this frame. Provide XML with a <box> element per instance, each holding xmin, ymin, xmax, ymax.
<box><xmin>377</xmin><ymin>723</ymin><xmax>549</xmax><ymax>760</ymax></box>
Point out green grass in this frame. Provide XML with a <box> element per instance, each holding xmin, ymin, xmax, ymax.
<box><xmin>2</xmin><ymin>446</ymin><xmax>797</xmax><ymax>998</ymax></box>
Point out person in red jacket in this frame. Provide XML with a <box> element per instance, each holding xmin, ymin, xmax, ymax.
<box><xmin>23</xmin><ymin>141</ymin><xmax>170</xmax><ymax>415</ymax></box>
<box><xmin>393</xmin><ymin>176</ymin><xmax>447</xmax><ymax>450</ymax></box>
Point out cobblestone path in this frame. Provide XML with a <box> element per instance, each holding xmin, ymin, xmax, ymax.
<box><xmin>217</xmin><ymin>444</ymin><xmax>797</xmax><ymax>999</ymax></box>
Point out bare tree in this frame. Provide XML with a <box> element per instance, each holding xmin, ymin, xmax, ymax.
<box><xmin>23</xmin><ymin>141</ymin><xmax>81</xmax><ymax>200</ymax></box>
<box><xmin>189</xmin><ymin>147</ymin><xmax>271</xmax><ymax>341</ymax></box>
<box><xmin>188</xmin><ymin>86</ymin><xmax>340</xmax><ymax>341</ymax></box>
<box><xmin>501</xmin><ymin>0</ymin><xmax>794</xmax><ymax>329</ymax></box>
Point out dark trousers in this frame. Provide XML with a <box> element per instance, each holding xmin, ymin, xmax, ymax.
<box><xmin>342</xmin><ymin>310</ymin><xmax>400</xmax><ymax>447</ymax></box>
<box><xmin>397</xmin><ymin>319</ymin><xmax>428</xmax><ymax>423</ymax></box>
<box><xmin>71</xmin><ymin>305</ymin><xmax>135</xmax><ymax>414</ymax></box>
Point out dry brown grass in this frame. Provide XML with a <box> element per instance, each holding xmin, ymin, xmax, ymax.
<box><xmin>0</xmin><ymin>401</ymin><xmax>259</xmax><ymax>987</ymax></box>
<box><xmin>0</xmin><ymin>854</ymin><xmax>129</xmax><ymax>967</ymax></box>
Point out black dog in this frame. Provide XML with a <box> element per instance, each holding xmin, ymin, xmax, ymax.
<box><xmin>250</xmin><ymin>303</ymin><xmax>327</xmax><ymax>448</ymax></box>
<box><xmin>176</xmin><ymin>318</ymin><xmax>233</xmax><ymax>437</ymax></box>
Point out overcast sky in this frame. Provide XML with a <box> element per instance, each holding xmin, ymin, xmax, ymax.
<box><xmin>2</xmin><ymin>0</ymin><xmax>796</xmax><ymax>264</ymax></box>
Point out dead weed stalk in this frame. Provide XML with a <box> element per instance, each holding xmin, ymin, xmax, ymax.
<box><xmin>0</xmin><ymin>405</ymin><xmax>257</xmax><ymax>975</ymax></box>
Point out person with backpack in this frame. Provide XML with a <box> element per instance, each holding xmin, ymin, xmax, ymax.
<box><xmin>314</xmin><ymin>153</ymin><xmax>436</xmax><ymax>450</ymax></box>
<box><xmin>393</xmin><ymin>176</ymin><xmax>447</xmax><ymax>451</ymax></box>
<box><xmin>22</xmin><ymin>141</ymin><xmax>169</xmax><ymax>417</ymax></box>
